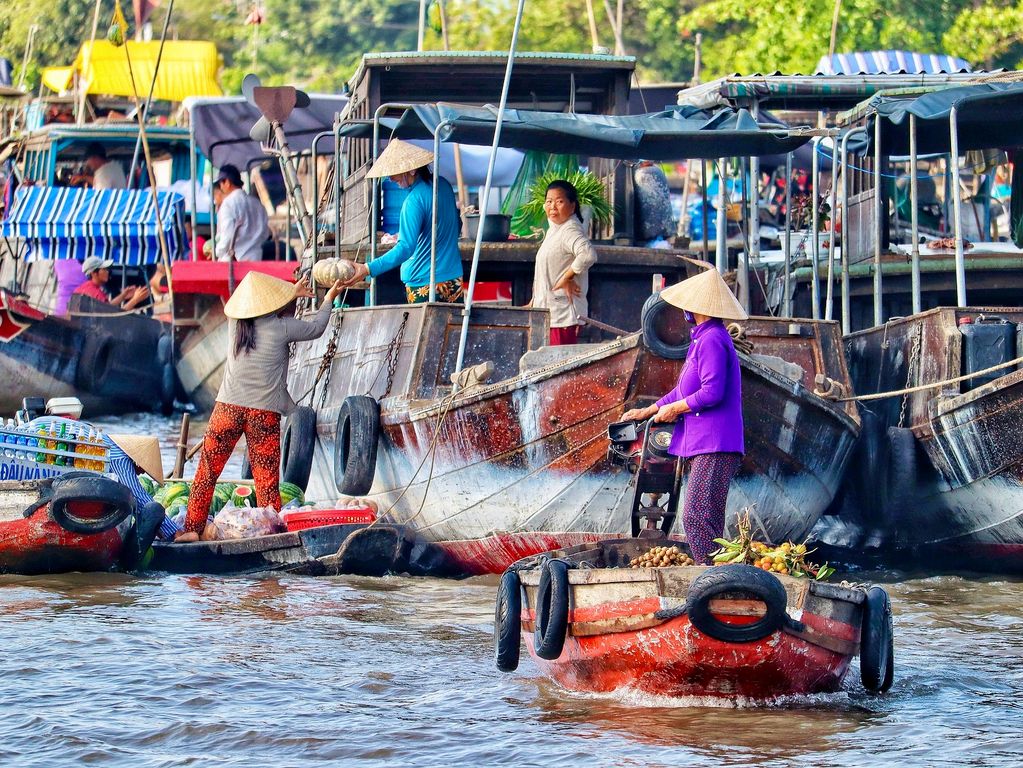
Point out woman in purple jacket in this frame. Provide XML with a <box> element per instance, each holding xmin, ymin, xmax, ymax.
<box><xmin>622</xmin><ymin>268</ymin><xmax>747</xmax><ymax>563</ymax></box>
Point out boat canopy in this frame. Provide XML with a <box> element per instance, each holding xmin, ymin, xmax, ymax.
<box><xmin>184</xmin><ymin>94</ymin><xmax>347</xmax><ymax>169</ymax></box>
<box><xmin>676</xmin><ymin>72</ymin><xmax>999</xmax><ymax>111</ymax></box>
<box><xmin>852</xmin><ymin>82</ymin><xmax>1023</xmax><ymax>155</ymax></box>
<box><xmin>339</xmin><ymin>103</ymin><xmax>813</xmax><ymax>160</ymax></box>
<box><xmin>1</xmin><ymin>187</ymin><xmax>185</xmax><ymax>265</ymax></box>
<box><xmin>42</xmin><ymin>40</ymin><xmax>222</xmax><ymax>101</ymax></box>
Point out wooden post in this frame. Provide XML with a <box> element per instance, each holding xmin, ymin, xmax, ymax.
<box><xmin>173</xmin><ymin>413</ymin><xmax>190</xmax><ymax>478</ymax></box>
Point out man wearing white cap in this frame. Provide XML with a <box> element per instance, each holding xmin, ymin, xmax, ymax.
<box><xmin>73</xmin><ymin>256</ymin><xmax>150</xmax><ymax>310</ymax></box>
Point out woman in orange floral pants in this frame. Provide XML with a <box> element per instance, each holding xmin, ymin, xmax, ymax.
<box><xmin>176</xmin><ymin>272</ymin><xmax>342</xmax><ymax>542</ymax></box>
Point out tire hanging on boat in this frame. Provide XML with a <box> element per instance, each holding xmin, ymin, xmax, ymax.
<box><xmin>533</xmin><ymin>559</ymin><xmax>571</xmax><ymax>660</ymax></box>
<box><xmin>48</xmin><ymin>475</ymin><xmax>135</xmax><ymax>535</ymax></box>
<box><xmin>494</xmin><ymin>569</ymin><xmax>523</xmax><ymax>672</ymax></box>
<box><xmin>860</xmin><ymin>585</ymin><xmax>895</xmax><ymax>693</ymax></box>
<box><xmin>119</xmin><ymin>501</ymin><xmax>165</xmax><ymax>571</ymax></box>
<box><xmin>640</xmin><ymin>293</ymin><xmax>690</xmax><ymax>360</ymax></box>
<box><xmin>334</xmin><ymin>396</ymin><xmax>380</xmax><ymax>496</ymax></box>
<box><xmin>686</xmin><ymin>564</ymin><xmax>788</xmax><ymax>643</ymax></box>
<box><xmin>76</xmin><ymin>334</ymin><xmax>115</xmax><ymax>393</ymax></box>
<box><xmin>280</xmin><ymin>406</ymin><xmax>317</xmax><ymax>491</ymax></box>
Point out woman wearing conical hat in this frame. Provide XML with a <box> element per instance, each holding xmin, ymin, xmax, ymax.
<box><xmin>175</xmin><ymin>271</ymin><xmax>344</xmax><ymax>542</ymax></box>
<box><xmin>339</xmin><ymin>139</ymin><xmax>464</xmax><ymax>303</ymax></box>
<box><xmin>621</xmin><ymin>268</ymin><xmax>747</xmax><ymax>564</ymax></box>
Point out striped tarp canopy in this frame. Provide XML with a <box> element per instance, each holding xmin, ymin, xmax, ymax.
<box><xmin>0</xmin><ymin>187</ymin><xmax>185</xmax><ymax>265</ymax></box>
<box><xmin>816</xmin><ymin>51</ymin><xmax>972</xmax><ymax>76</ymax></box>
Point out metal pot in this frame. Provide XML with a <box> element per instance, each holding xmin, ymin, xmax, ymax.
<box><xmin>464</xmin><ymin>213</ymin><xmax>510</xmax><ymax>242</ymax></box>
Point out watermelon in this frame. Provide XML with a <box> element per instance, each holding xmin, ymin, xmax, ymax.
<box><xmin>279</xmin><ymin>481</ymin><xmax>305</xmax><ymax>506</ymax></box>
<box><xmin>140</xmin><ymin>476</ymin><xmax>159</xmax><ymax>496</ymax></box>
<box><xmin>231</xmin><ymin>486</ymin><xmax>255</xmax><ymax>507</ymax></box>
<box><xmin>161</xmin><ymin>482</ymin><xmax>190</xmax><ymax>507</ymax></box>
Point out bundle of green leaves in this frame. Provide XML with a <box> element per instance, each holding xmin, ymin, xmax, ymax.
<box><xmin>518</xmin><ymin>170</ymin><xmax>614</xmax><ymax>230</ymax></box>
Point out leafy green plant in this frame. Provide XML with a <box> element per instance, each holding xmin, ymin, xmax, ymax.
<box><xmin>518</xmin><ymin>170</ymin><xmax>614</xmax><ymax>229</ymax></box>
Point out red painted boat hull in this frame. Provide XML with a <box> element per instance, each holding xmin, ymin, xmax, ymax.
<box><xmin>0</xmin><ymin>508</ymin><xmax>128</xmax><ymax>575</ymax></box>
<box><xmin>524</xmin><ymin>612</ymin><xmax>853</xmax><ymax>699</ymax></box>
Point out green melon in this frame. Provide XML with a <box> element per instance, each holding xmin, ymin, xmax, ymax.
<box><xmin>161</xmin><ymin>482</ymin><xmax>190</xmax><ymax>507</ymax></box>
<box><xmin>279</xmin><ymin>481</ymin><xmax>305</xmax><ymax>506</ymax></box>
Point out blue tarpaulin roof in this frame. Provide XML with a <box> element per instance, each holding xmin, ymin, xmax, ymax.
<box><xmin>340</xmin><ymin>103</ymin><xmax>813</xmax><ymax>160</ymax></box>
<box><xmin>1</xmin><ymin>187</ymin><xmax>185</xmax><ymax>265</ymax></box>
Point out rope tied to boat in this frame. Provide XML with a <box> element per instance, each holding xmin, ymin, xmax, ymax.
<box><xmin>814</xmin><ymin>351</ymin><xmax>1023</xmax><ymax>402</ymax></box>
<box><xmin>726</xmin><ymin>323</ymin><xmax>755</xmax><ymax>355</ymax></box>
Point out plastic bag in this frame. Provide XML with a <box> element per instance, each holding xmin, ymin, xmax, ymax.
<box><xmin>206</xmin><ymin>504</ymin><xmax>286</xmax><ymax>540</ymax></box>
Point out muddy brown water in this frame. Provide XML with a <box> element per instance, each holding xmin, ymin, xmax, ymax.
<box><xmin>0</xmin><ymin>413</ymin><xmax>1020</xmax><ymax>766</ymax></box>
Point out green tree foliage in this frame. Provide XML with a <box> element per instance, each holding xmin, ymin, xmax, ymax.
<box><xmin>943</xmin><ymin>2</ymin><xmax>1023</xmax><ymax>70</ymax></box>
<box><xmin>0</xmin><ymin>0</ymin><xmax>93</xmax><ymax>88</ymax></box>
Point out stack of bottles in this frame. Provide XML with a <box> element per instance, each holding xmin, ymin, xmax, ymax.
<box><xmin>0</xmin><ymin>419</ymin><xmax>108</xmax><ymax>471</ymax></box>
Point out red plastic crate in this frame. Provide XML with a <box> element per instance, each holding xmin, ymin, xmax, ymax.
<box><xmin>283</xmin><ymin>508</ymin><xmax>376</xmax><ymax>532</ymax></box>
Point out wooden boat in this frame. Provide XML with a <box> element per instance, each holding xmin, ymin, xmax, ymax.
<box><xmin>148</xmin><ymin>522</ymin><xmax>451</xmax><ymax>577</ymax></box>
<box><xmin>805</xmin><ymin>83</ymin><xmax>1023</xmax><ymax>573</ymax></box>
<box><xmin>495</xmin><ymin>537</ymin><xmax>894</xmax><ymax>699</ymax></box>
<box><xmin>0</xmin><ymin>472</ymin><xmax>162</xmax><ymax>575</ymax></box>
<box><xmin>290</xmin><ymin>303</ymin><xmax>859</xmax><ymax>575</ymax></box>
<box><xmin>814</xmin><ymin>307</ymin><xmax>1023</xmax><ymax>572</ymax></box>
<box><xmin>0</xmin><ymin>123</ymin><xmax>196</xmax><ymax>414</ymax></box>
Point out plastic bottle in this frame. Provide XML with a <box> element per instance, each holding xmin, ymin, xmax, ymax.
<box><xmin>15</xmin><ymin>425</ymin><xmax>28</xmax><ymax>461</ymax></box>
<box><xmin>2</xmin><ymin>421</ymin><xmax>14</xmax><ymax>459</ymax></box>
<box><xmin>36</xmin><ymin>426</ymin><xmax>48</xmax><ymax>463</ymax></box>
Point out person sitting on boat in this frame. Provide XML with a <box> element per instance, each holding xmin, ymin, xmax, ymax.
<box><xmin>70</xmin><ymin>143</ymin><xmax>127</xmax><ymax>190</ymax></box>
<box><xmin>202</xmin><ymin>164</ymin><xmax>270</xmax><ymax>263</ymax></box>
<box><xmin>26</xmin><ymin>400</ymin><xmax>178</xmax><ymax>541</ymax></box>
<box><xmin>175</xmin><ymin>271</ymin><xmax>344</xmax><ymax>543</ymax></box>
<box><xmin>529</xmin><ymin>179</ymin><xmax>597</xmax><ymax>346</ymax></box>
<box><xmin>73</xmin><ymin>256</ymin><xmax>150</xmax><ymax>310</ymax></box>
<box><xmin>620</xmin><ymin>268</ymin><xmax>746</xmax><ymax>565</ymax></box>
<box><xmin>339</xmin><ymin>140</ymin><xmax>464</xmax><ymax>303</ymax></box>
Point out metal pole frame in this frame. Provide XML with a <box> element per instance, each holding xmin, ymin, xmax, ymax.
<box><xmin>310</xmin><ymin>130</ymin><xmax>333</xmax><ymax>265</ymax></box>
<box><xmin>748</xmin><ymin>101</ymin><xmax>760</xmax><ymax>315</ymax></box>
<box><xmin>715</xmin><ymin>158</ymin><xmax>727</xmax><ymax>273</ymax></box>
<box><xmin>810</xmin><ymin>136</ymin><xmax>821</xmax><ymax>320</ymax></box>
<box><xmin>189</xmin><ymin>123</ymin><xmax>199</xmax><ymax>261</ymax></box>
<box><xmin>839</xmin><ymin>127</ymin><xmax>865</xmax><ymax>335</ymax></box>
<box><xmin>454</xmin><ymin>0</ymin><xmax>527</xmax><ymax>379</ymax></box>
<box><xmin>783</xmin><ymin>152</ymin><xmax>792</xmax><ymax>317</ymax></box>
<box><xmin>873</xmin><ymin>116</ymin><xmax>883</xmax><ymax>327</ymax></box>
<box><xmin>910</xmin><ymin>114</ymin><xmax>921</xmax><ymax>314</ymax></box>
<box><xmin>950</xmin><ymin>105</ymin><xmax>967</xmax><ymax>307</ymax></box>
<box><xmin>334</xmin><ymin>120</ymin><xmax>343</xmax><ymax>264</ymax></box>
<box><xmin>429</xmin><ymin>127</ymin><xmax>448</xmax><ymax>302</ymax></box>
<box><xmin>826</xmin><ymin>138</ymin><xmax>839</xmax><ymax>321</ymax></box>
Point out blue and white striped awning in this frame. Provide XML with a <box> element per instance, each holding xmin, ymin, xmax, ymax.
<box><xmin>817</xmin><ymin>51</ymin><xmax>973</xmax><ymax>76</ymax></box>
<box><xmin>0</xmin><ymin>187</ymin><xmax>186</xmax><ymax>265</ymax></box>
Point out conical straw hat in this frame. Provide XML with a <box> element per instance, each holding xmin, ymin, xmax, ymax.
<box><xmin>660</xmin><ymin>268</ymin><xmax>749</xmax><ymax>321</ymax></box>
<box><xmin>223</xmin><ymin>271</ymin><xmax>296</xmax><ymax>320</ymax></box>
<box><xmin>365</xmin><ymin>139</ymin><xmax>435</xmax><ymax>179</ymax></box>
<box><xmin>108</xmin><ymin>434</ymin><xmax>165</xmax><ymax>484</ymax></box>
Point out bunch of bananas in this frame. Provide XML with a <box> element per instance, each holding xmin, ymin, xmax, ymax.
<box><xmin>629</xmin><ymin>545</ymin><xmax>695</xmax><ymax>568</ymax></box>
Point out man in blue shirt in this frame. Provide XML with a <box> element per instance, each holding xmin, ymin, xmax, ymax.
<box><xmin>342</xmin><ymin>140</ymin><xmax>464</xmax><ymax>303</ymax></box>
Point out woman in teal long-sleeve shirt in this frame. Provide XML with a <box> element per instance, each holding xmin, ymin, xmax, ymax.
<box><xmin>343</xmin><ymin>140</ymin><xmax>464</xmax><ymax>303</ymax></box>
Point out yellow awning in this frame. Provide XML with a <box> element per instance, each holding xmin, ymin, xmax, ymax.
<box><xmin>44</xmin><ymin>40</ymin><xmax>222</xmax><ymax>101</ymax></box>
<box><xmin>42</xmin><ymin>66</ymin><xmax>75</xmax><ymax>94</ymax></box>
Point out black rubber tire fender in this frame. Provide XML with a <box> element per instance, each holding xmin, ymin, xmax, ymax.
<box><xmin>48</xmin><ymin>475</ymin><xmax>134</xmax><ymax>535</ymax></box>
<box><xmin>884</xmin><ymin>426</ymin><xmax>917</xmax><ymax>514</ymax></box>
<box><xmin>75</xmin><ymin>335</ymin><xmax>114</xmax><ymax>393</ymax></box>
<box><xmin>533</xmin><ymin>559</ymin><xmax>571</xmax><ymax>660</ymax></box>
<box><xmin>640</xmin><ymin>293</ymin><xmax>690</xmax><ymax>360</ymax></box>
<box><xmin>120</xmin><ymin>501</ymin><xmax>165</xmax><ymax>571</ymax></box>
<box><xmin>158</xmin><ymin>361</ymin><xmax>176</xmax><ymax>416</ymax></box>
<box><xmin>494</xmin><ymin>569</ymin><xmax>523</xmax><ymax>672</ymax></box>
<box><xmin>860</xmin><ymin>585</ymin><xmax>895</xmax><ymax>693</ymax></box>
<box><xmin>334</xmin><ymin>396</ymin><xmax>380</xmax><ymax>496</ymax></box>
<box><xmin>686</xmin><ymin>563</ymin><xmax>788</xmax><ymax>643</ymax></box>
<box><xmin>280</xmin><ymin>405</ymin><xmax>317</xmax><ymax>491</ymax></box>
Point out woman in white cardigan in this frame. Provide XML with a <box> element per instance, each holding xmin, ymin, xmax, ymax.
<box><xmin>530</xmin><ymin>180</ymin><xmax>598</xmax><ymax>345</ymax></box>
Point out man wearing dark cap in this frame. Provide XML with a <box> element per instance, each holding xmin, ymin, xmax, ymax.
<box><xmin>71</xmin><ymin>143</ymin><xmax>127</xmax><ymax>190</ymax></box>
<box><xmin>205</xmin><ymin>163</ymin><xmax>269</xmax><ymax>262</ymax></box>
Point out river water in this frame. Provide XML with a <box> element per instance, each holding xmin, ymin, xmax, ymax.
<box><xmin>0</xmin><ymin>414</ymin><xmax>1021</xmax><ymax>767</ymax></box>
